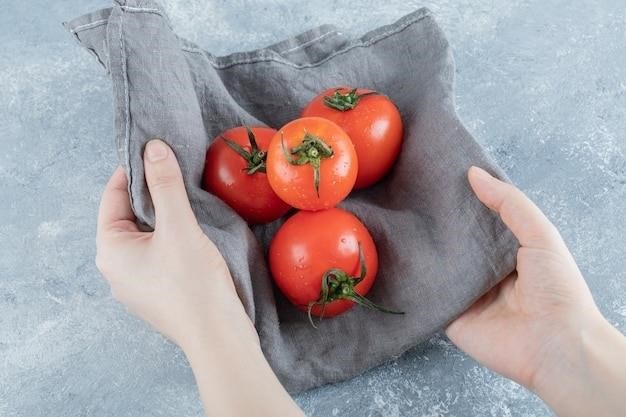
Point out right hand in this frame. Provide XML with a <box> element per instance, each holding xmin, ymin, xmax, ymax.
<box><xmin>446</xmin><ymin>166</ymin><xmax>626</xmax><ymax>416</ymax></box>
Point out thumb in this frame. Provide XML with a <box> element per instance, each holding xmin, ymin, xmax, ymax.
<box><xmin>468</xmin><ymin>166</ymin><xmax>565</xmax><ymax>251</ymax></box>
<box><xmin>143</xmin><ymin>139</ymin><xmax>196</xmax><ymax>231</ymax></box>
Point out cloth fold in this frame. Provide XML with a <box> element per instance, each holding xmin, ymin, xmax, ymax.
<box><xmin>65</xmin><ymin>0</ymin><xmax>518</xmax><ymax>392</ymax></box>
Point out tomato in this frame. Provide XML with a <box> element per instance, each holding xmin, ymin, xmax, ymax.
<box><xmin>266</xmin><ymin>117</ymin><xmax>357</xmax><ymax>211</ymax></box>
<box><xmin>269</xmin><ymin>208</ymin><xmax>402</xmax><ymax>322</ymax></box>
<box><xmin>301</xmin><ymin>87</ymin><xmax>404</xmax><ymax>189</ymax></box>
<box><xmin>202</xmin><ymin>126</ymin><xmax>291</xmax><ymax>224</ymax></box>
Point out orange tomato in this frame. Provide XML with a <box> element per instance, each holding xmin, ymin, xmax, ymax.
<box><xmin>266</xmin><ymin>117</ymin><xmax>357</xmax><ymax>211</ymax></box>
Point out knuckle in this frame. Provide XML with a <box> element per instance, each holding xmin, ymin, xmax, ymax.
<box><xmin>95</xmin><ymin>254</ymin><xmax>109</xmax><ymax>275</ymax></box>
<box><xmin>544</xmin><ymin>222</ymin><xmax>567</xmax><ymax>248</ymax></box>
<box><xmin>109</xmin><ymin>285</ymin><xmax>123</xmax><ymax>303</ymax></box>
<box><xmin>522</xmin><ymin>230</ymin><xmax>550</xmax><ymax>247</ymax></box>
<box><xmin>545</xmin><ymin>220</ymin><xmax>560</xmax><ymax>236</ymax></box>
<box><xmin>498</xmin><ymin>191</ymin><xmax>516</xmax><ymax>216</ymax></box>
<box><xmin>503</xmin><ymin>183</ymin><xmax>522</xmax><ymax>204</ymax></box>
<box><xmin>147</xmin><ymin>171</ymin><xmax>182</xmax><ymax>192</ymax></box>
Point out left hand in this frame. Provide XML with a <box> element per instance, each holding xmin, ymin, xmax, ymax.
<box><xmin>96</xmin><ymin>139</ymin><xmax>257</xmax><ymax>351</ymax></box>
<box><xmin>96</xmin><ymin>139</ymin><xmax>304</xmax><ymax>417</ymax></box>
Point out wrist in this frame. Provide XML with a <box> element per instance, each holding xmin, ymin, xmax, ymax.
<box><xmin>531</xmin><ymin>311</ymin><xmax>626</xmax><ymax>416</ymax></box>
<box><xmin>181</xmin><ymin>315</ymin><xmax>304</xmax><ymax>417</ymax></box>
<box><xmin>175</xmin><ymin>266</ymin><xmax>260</xmax><ymax>354</ymax></box>
<box><xmin>530</xmin><ymin>310</ymin><xmax>603</xmax><ymax>392</ymax></box>
<box><xmin>179</xmin><ymin>309</ymin><xmax>260</xmax><ymax>359</ymax></box>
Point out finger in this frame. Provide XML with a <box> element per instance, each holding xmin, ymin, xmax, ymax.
<box><xmin>143</xmin><ymin>139</ymin><xmax>196</xmax><ymax>231</ymax></box>
<box><xmin>468</xmin><ymin>166</ymin><xmax>563</xmax><ymax>250</ymax></box>
<box><xmin>446</xmin><ymin>271</ymin><xmax>517</xmax><ymax>343</ymax></box>
<box><xmin>97</xmin><ymin>166</ymin><xmax>138</xmax><ymax>233</ymax></box>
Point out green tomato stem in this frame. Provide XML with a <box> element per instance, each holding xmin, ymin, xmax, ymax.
<box><xmin>221</xmin><ymin>126</ymin><xmax>267</xmax><ymax>174</ymax></box>
<box><xmin>322</xmin><ymin>88</ymin><xmax>378</xmax><ymax>111</ymax></box>
<box><xmin>307</xmin><ymin>243</ymin><xmax>404</xmax><ymax>328</ymax></box>
<box><xmin>280</xmin><ymin>131</ymin><xmax>333</xmax><ymax>197</ymax></box>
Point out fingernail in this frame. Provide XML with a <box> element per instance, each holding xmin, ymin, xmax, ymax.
<box><xmin>146</xmin><ymin>140</ymin><xmax>168</xmax><ymax>162</ymax></box>
<box><xmin>470</xmin><ymin>166</ymin><xmax>494</xmax><ymax>182</ymax></box>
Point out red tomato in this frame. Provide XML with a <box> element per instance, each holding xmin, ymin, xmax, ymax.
<box><xmin>266</xmin><ymin>117</ymin><xmax>357</xmax><ymax>211</ymax></box>
<box><xmin>202</xmin><ymin>126</ymin><xmax>291</xmax><ymax>224</ymax></box>
<box><xmin>269</xmin><ymin>208</ymin><xmax>402</xmax><ymax>321</ymax></box>
<box><xmin>301</xmin><ymin>87</ymin><xmax>404</xmax><ymax>189</ymax></box>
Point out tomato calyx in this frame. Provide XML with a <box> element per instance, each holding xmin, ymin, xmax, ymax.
<box><xmin>221</xmin><ymin>127</ymin><xmax>267</xmax><ymax>174</ymax></box>
<box><xmin>281</xmin><ymin>131</ymin><xmax>333</xmax><ymax>196</ymax></box>
<box><xmin>307</xmin><ymin>243</ymin><xmax>404</xmax><ymax>327</ymax></box>
<box><xmin>323</xmin><ymin>88</ymin><xmax>377</xmax><ymax>111</ymax></box>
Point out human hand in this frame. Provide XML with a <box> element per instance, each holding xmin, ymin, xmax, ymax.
<box><xmin>96</xmin><ymin>139</ymin><xmax>304</xmax><ymax>417</ymax></box>
<box><xmin>446</xmin><ymin>166</ymin><xmax>626</xmax><ymax>416</ymax></box>
<box><xmin>96</xmin><ymin>139</ymin><xmax>257</xmax><ymax>350</ymax></box>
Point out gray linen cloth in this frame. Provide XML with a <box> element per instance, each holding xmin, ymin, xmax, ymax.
<box><xmin>65</xmin><ymin>0</ymin><xmax>518</xmax><ymax>392</ymax></box>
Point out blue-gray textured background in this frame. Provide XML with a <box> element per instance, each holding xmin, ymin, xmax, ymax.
<box><xmin>1</xmin><ymin>0</ymin><xmax>624</xmax><ymax>416</ymax></box>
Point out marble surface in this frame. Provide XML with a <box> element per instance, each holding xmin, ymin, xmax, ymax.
<box><xmin>1</xmin><ymin>0</ymin><xmax>624</xmax><ymax>416</ymax></box>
